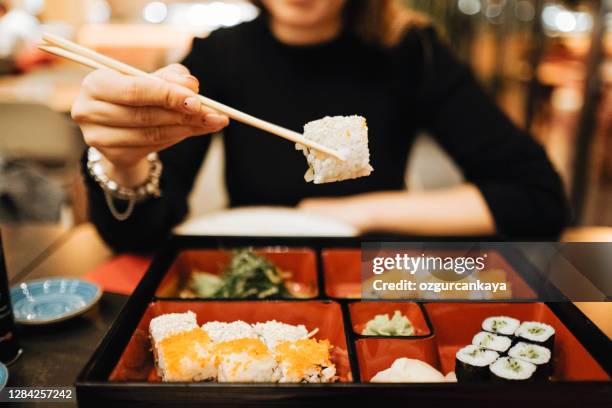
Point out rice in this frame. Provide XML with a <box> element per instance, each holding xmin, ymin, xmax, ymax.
<box><xmin>508</xmin><ymin>342</ymin><xmax>551</xmax><ymax>365</ymax></box>
<box><xmin>490</xmin><ymin>357</ymin><xmax>537</xmax><ymax>381</ymax></box>
<box><xmin>456</xmin><ymin>345</ymin><xmax>499</xmax><ymax>367</ymax></box>
<box><xmin>149</xmin><ymin>311</ymin><xmax>198</xmax><ymax>343</ymax></box>
<box><xmin>201</xmin><ymin>320</ymin><xmax>257</xmax><ymax>343</ymax></box>
<box><xmin>482</xmin><ymin>316</ymin><xmax>520</xmax><ymax>336</ymax></box>
<box><xmin>515</xmin><ymin>322</ymin><xmax>555</xmax><ymax>342</ymax></box>
<box><xmin>252</xmin><ymin>320</ymin><xmax>309</xmax><ymax>350</ymax></box>
<box><xmin>472</xmin><ymin>331</ymin><xmax>512</xmax><ymax>353</ymax></box>
<box><xmin>297</xmin><ymin>115</ymin><xmax>373</xmax><ymax>184</ymax></box>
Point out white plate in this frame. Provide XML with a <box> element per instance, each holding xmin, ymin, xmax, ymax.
<box><xmin>175</xmin><ymin>207</ymin><xmax>358</xmax><ymax>237</ymax></box>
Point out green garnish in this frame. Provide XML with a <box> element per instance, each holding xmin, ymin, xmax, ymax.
<box><xmin>506</xmin><ymin>359</ymin><xmax>523</xmax><ymax>373</ymax></box>
<box><xmin>520</xmin><ymin>348</ymin><xmax>539</xmax><ymax>360</ymax></box>
<box><xmin>491</xmin><ymin>320</ymin><xmax>507</xmax><ymax>331</ymax></box>
<box><xmin>362</xmin><ymin>310</ymin><xmax>414</xmax><ymax>336</ymax></box>
<box><xmin>189</xmin><ymin>250</ymin><xmax>291</xmax><ymax>299</ymax></box>
<box><xmin>528</xmin><ymin>326</ymin><xmax>545</xmax><ymax>335</ymax></box>
<box><xmin>478</xmin><ymin>334</ymin><xmax>493</xmax><ymax>346</ymax></box>
<box><xmin>467</xmin><ymin>348</ymin><xmax>484</xmax><ymax>358</ymax></box>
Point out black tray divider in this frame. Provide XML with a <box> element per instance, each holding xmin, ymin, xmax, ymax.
<box><xmin>314</xmin><ymin>246</ymin><xmax>326</xmax><ymax>300</ymax></box>
<box><xmin>77</xmin><ymin>238</ymin><xmax>180</xmax><ymax>382</ymax></box>
<box><xmin>340</xmin><ymin>300</ymin><xmax>361</xmax><ymax>383</ymax></box>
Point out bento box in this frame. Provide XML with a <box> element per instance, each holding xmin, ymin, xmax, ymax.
<box><xmin>76</xmin><ymin>236</ymin><xmax>612</xmax><ymax>407</ymax></box>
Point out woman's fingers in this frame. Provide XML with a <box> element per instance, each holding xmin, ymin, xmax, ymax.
<box><xmin>74</xmin><ymin>98</ymin><xmax>227</xmax><ymax>128</ymax></box>
<box><xmin>82</xmin><ymin>121</ymin><xmax>227</xmax><ymax>149</ymax></box>
<box><xmin>154</xmin><ymin>63</ymin><xmax>200</xmax><ymax>94</ymax></box>
<box><xmin>82</xmin><ymin>68</ymin><xmax>201</xmax><ymax>113</ymax></box>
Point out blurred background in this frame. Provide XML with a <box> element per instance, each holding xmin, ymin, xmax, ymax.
<box><xmin>0</xmin><ymin>0</ymin><xmax>610</xmax><ymax>240</ymax></box>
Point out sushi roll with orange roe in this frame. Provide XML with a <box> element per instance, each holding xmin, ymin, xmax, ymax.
<box><xmin>214</xmin><ymin>338</ymin><xmax>279</xmax><ymax>382</ymax></box>
<box><xmin>149</xmin><ymin>311</ymin><xmax>216</xmax><ymax>382</ymax></box>
<box><xmin>274</xmin><ymin>338</ymin><xmax>336</xmax><ymax>383</ymax></box>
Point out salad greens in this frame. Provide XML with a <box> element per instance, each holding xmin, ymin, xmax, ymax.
<box><xmin>362</xmin><ymin>310</ymin><xmax>414</xmax><ymax>336</ymax></box>
<box><xmin>188</xmin><ymin>249</ymin><xmax>291</xmax><ymax>299</ymax></box>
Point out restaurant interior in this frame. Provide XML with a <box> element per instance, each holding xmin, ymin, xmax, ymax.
<box><xmin>0</xmin><ymin>0</ymin><xmax>610</xmax><ymax>400</ymax></box>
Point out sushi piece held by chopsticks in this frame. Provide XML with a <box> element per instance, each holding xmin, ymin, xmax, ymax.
<box><xmin>297</xmin><ymin>116</ymin><xmax>373</xmax><ymax>184</ymax></box>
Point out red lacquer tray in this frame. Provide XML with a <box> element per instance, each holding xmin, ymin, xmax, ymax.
<box><xmin>76</xmin><ymin>236</ymin><xmax>612</xmax><ymax>407</ymax></box>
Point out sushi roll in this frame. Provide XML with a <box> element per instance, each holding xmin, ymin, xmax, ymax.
<box><xmin>482</xmin><ymin>316</ymin><xmax>520</xmax><ymax>337</ymax></box>
<box><xmin>489</xmin><ymin>357</ymin><xmax>537</xmax><ymax>382</ymax></box>
<box><xmin>214</xmin><ymin>338</ymin><xmax>279</xmax><ymax>382</ymax></box>
<box><xmin>508</xmin><ymin>342</ymin><xmax>552</xmax><ymax>380</ymax></box>
<box><xmin>455</xmin><ymin>345</ymin><xmax>499</xmax><ymax>382</ymax></box>
<box><xmin>252</xmin><ymin>320</ymin><xmax>308</xmax><ymax>350</ymax></box>
<box><xmin>274</xmin><ymin>338</ymin><xmax>336</xmax><ymax>383</ymax></box>
<box><xmin>149</xmin><ymin>311</ymin><xmax>216</xmax><ymax>382</ymax></box>
<box><xmin>297</xmin><ymin>115</ymin><xmax>373</xmax><ymax>184</ymax></box>
<box><xmin>515</xmin><ymin>321</ymin><xmax>555</xmax><ymax>350</ymax></box>
<box><xmin>472</xmin><ymin>331</ymin><xmax>512</xmax><ymax>353</ymax></box>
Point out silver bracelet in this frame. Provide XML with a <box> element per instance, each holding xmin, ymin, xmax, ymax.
<box><xmin>86</xmin><ymin>147</ymin><xmax>162</xmax><ymax>221</ymax></box>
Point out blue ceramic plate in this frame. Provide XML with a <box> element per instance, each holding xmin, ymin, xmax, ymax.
<box><xmin>10</xmin><ymin>278</ymin><xmax>102</xmax><ymax>325</ymax></box>
<box><xmin>0</xmin><ymin>362</ymin><xmax>7</xmax><ymax>390</ymax></box>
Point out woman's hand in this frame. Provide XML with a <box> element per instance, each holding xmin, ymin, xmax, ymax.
<box><xmin>298</xmin><ymin>186</ymin><xmax>496</xmax><ymax>237</ymax></box>
<box><xmin>71</xmin><ymin>63</ymin><xmax>229</xmax><ymax>186</ymax></box>
<box><xmin>298</xmin><ymin>196</ymin><xmax>374</xmax><ymax>233</ymax></box>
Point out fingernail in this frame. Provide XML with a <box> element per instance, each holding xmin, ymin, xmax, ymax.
<box><xmin>183</xmin><ymin>96</ymin><xmax>200</xmax><ymax>113</ymax></box>
<box><xmin>182</xmin><ymin>74</ymin><xmax>198</xmax><ymax>82</ymax></box>
<box><xmin>205</xmin><ymin>114</ymin><xmax>227</xmax><ymax>125</ymax></box>
<box><xmin>182</xmin><ymin>74</ymin><xmax>199</xmax><ymax>92</ymax></box>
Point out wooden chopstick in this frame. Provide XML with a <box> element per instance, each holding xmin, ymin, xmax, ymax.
<box><xmin>40</xmin><ymin>33</ymin><xmax>346</xmax><ymax>161</ymax></box>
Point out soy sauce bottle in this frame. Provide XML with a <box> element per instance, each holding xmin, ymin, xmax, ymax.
<box><xmin>0</xmin><ymin>230</ymin><xmax>21</xmax><ymax>364</ymax></box>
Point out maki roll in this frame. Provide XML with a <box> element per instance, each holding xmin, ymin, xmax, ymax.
<box><xmin>490</xmin><ymin>357</ymin><xmax>537</xmax><ymax>382</ymax></box>
<box><xmin>455</xmin><ymin>345</ymin><xmax>499</xmax><ymax>382</ymax></box>
<box><xmin>472</xmin><ymin>331</ymin><xmax>512</xmax><ymax>353</ymax></box>
<box><xmin>274</xmin><ymin>338</ymin><xmax>336</xmax><ymax>383</ymax></box>
<box><xmin>508</xmin><ymin>342</ymin><xmax>552</xmax><ymax>380</ymax></box>
<box><xmin>214</xmin><ymin>338</ymin><xmax>279</xmax><ymax>382</ymax></box>
<box><xmin>298</xmin><ymin>116</ymin><xmax>373</xmax><ymax>184</ymax></box>
<box><xmin>149</xmin><ymin>312</ymin><xmax>217</xmax><ymax>382</ymax></box>
<box><xmin>482</xmin><ymin>316</ymin><xmax>520</xmax><ymax>337</ymax></box>
<box><xmin>515</xmin><ymin>321</ymin><xmax>555</xmax><ymax>350</ymax></box>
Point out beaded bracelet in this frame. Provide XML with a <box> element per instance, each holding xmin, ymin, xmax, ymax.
<box><xmin>86</xmin><ymin>147</ymin><xmax>162</xmax><ymax>221</ymax></box>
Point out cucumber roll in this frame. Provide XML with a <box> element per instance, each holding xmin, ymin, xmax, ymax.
<box><xmin>455</xmin><ymin>345</ymin><xmax>499</xmax><ymax>382</ymax></box>
<box><xmin>508</xmin><ymin>342</ymin><xmax>552</xmax><ymax>380</ymax></box>
<box><xmin>515</xmin><ymin>321</ymin><xmax>555</xmax><ymax>350</ymax></box>
<box><xmin>482</xmin><ymin>316</ymin><xmax>520</xmax><ymax>338</ymax></box>
<box><xmin>490</xmin><ymin>357</ymin><xmax>537</xmax><ymax>382</ymax></box>
<box><xmin>472</xmin><ymin>331</ymin><xmax>512</xmax><ymax>353</ymax></box>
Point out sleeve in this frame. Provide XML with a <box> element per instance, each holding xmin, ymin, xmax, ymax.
<box><xmin>83</xmin><ymin>35</ymin><xmax>225</xmax><ymax>252</ymax></box>
<box><xmin>405</xmin><ymin>27</ymin><xmax>570</xmax><ymax>239</ymax></box>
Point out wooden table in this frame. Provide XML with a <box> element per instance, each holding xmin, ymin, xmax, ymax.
<box><xmin>1</xmin><ymin>223</ymin><xmax>610</xmax><ymax>407</ymax></box>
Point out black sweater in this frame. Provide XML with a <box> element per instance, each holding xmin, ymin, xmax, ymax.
<box><xmin>84</xmin><ymin>16</ymin><xmax>569</xmax><ymax>251</ymax></box>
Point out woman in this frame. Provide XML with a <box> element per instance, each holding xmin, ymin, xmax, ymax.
<box><xmin>74</xmin><ymin>0</ymin><xmax>568</xmax><ymax>251</ymax></box>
